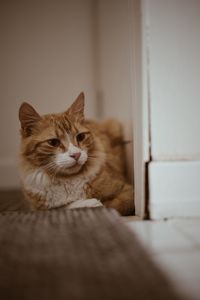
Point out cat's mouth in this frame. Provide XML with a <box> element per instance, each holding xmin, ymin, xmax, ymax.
<box><xmin>68</xmin><ymin>161</ymin><xmax>82</xmax><ymax>168</ymax></box>
<box><xmin>56</xmin><ymin>165</ymin><xmax>82</xmax><ymax>177</ymax></box>
<box><xmin>62</xmin><ymin>158</ymin><xmax>87</xmax><ymax>168</ymax></box>
<box><xmin>56</xmin><ymin>159</ymin><xmax>87</xmax><ymax>175</ymax></box>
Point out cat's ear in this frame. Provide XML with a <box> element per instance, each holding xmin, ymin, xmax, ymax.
<box><xmin>19</xmin><ymin>102</ymin><xmax>41</xmax><ymax>136</ymax></box>
<box><xmin>66</xmin><ymin>92</ymin><xmax>85</xmax><ymax>120</ymax></box>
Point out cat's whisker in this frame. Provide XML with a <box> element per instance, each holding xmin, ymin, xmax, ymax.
<box><xmin>45</xmin><ymin>161</ymin><xmax>56</xmax><ymax>166</ymax></box>
<box><xmin>56</xmin><ymin>160</ymin><xmax>70</xmax><ymax>164</ymax></box>
<box><xmin>88</xmin><ymin>157</ymin><xmax>97</xmax><ymax>160</ymax></box>
<box><xmin>55</xmin><ymin>160</ymin><xmax>70</xmax><ymax>166</ymax></box>
<box><xmin>43</xmin><ymin>163</ymin><xmax>58</xmax><ymax>174</ymax></box>
<box><xmin>88</xmin><ymin>153</ymin><xmax>102</xmax><ymax>159</ymax></box>
<box><xmin>44</xmin><ymin>162</ymin><xmax>56</xmax><ymax>169</ymax></box>
<box><xmin>52</xmin><ymin>167</ymin><xmax>59</xmax><ymax>182</ymax></box>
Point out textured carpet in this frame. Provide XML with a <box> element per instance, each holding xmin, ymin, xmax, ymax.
<box><xmin>0</xmin><ymin>207</ymin><xmax>184</xmax><ymax>300</ymax></box>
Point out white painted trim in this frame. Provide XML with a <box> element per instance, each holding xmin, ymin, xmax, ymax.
<box><xmin>141</xmin><ymin>0</ymin><xmax>150</xmax><ymax>163</ymax></box>
<box><xmin>129</xmin><ymin>0</ymin><xmax>143</xmax><ymax>217</ymax></box>
<box><xmin>149</xmin><ymin>161</ymin><xmax>200</xmax><ymax>219</ymax></box>
<box><xmin>130</xmin><ymin>0</ymin><xmax>149</xmax><ymax>218</ymax></box>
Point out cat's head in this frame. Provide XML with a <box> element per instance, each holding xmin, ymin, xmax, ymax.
<box><xmin>19</xmin><ymin>93</ymin><xmax>103</xmax><ymax>178</ymax></box>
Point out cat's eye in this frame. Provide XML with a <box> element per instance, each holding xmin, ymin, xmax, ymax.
<box><xmin>47</xmin><ymin>138</ymin><xmax>61</xmax><ymax>147</ymax></box>
<box><xmin>76</xmin><ymin>132</ymin><xmax>86</xmax><ymax>143</ymax></box>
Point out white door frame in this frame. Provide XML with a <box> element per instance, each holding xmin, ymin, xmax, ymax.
<box><xmin>129</xmin><ymin>0</ymin><xmax>150</xmax><ymax>218</ymax></box>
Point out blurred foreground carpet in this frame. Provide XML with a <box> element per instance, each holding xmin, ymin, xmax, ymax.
<box><xmin>0</xmin><ymin>207</ymin><xmax>184</xmax><ymax>300</ymax></box>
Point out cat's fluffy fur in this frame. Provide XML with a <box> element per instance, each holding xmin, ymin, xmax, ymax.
<box><xmin>18</xmin><ymin>93</ymin><xmax>134</xmax><ymax>215</ymax></box>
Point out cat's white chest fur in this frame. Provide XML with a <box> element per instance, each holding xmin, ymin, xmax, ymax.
<box><xmin>21</xmin><ymin>169</ymin><xmax>102</xmax><ymax>209</ymax></box>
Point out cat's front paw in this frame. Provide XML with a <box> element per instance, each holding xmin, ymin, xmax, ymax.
<box><xmin>83</xmin><ymin>198</ymin><xmax>103</xmax><ymax>208</ymax></box>
<box><xmin>67</xmin><ymin>198</ymin><xmax>103</xmax><ymax>209</ymax></box>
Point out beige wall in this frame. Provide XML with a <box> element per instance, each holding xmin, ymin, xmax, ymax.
<box><xmin>0</xmin><ymin>0</ymin><xmax>96</xmax><ymax>188</ymax></box>
<box><xmin>0</xmin><ymin>0</ymin><xmax>135</xmax><ymax>188</ymax></box>
<box><xmin>95</xmin><ymin>0</ymin><xmax>134</xmax><ymax>181</ymax></box>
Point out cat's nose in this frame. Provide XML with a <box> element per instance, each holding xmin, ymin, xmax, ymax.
<box><xmin>70</xmin><ymin>152</ymin><xmax>81</xmax><ymax>161</ymax></box>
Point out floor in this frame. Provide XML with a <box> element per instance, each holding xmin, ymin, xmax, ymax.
<box><xmin>1</xmin><ymin>190</ymin><xmax>200</xmax><ymax>299</ymax></box>
<box><xmin>0</xmin><ymin>208</ymin><xmax>182</xmax><ymax>300</ymax></box>
<box><xmin>126</xmin><ymin>218</ymin><xmax>200</xmax><ymax>300</ymax></box>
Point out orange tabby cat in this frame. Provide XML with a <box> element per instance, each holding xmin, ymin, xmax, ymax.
<box><xmin>18</xmin><ymin>93</ymin><xmax>134</xmax><ymax>215</ymax></box>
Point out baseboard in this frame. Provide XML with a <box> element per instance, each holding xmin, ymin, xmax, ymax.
<box><xmin>149</xmin><ymin>161</ymin><xmax>200</xmax><ymax>219</ymax></box>
<box><xmin>0</xmin><ymin>161</ymin><xmax>20</xmax><ymax>189</ymax></box>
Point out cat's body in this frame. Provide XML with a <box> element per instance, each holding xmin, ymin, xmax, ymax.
<box><xmin>19</xmin><ymin>93</ymin><xmax>134</xmax><ymax>215</ymax></box>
